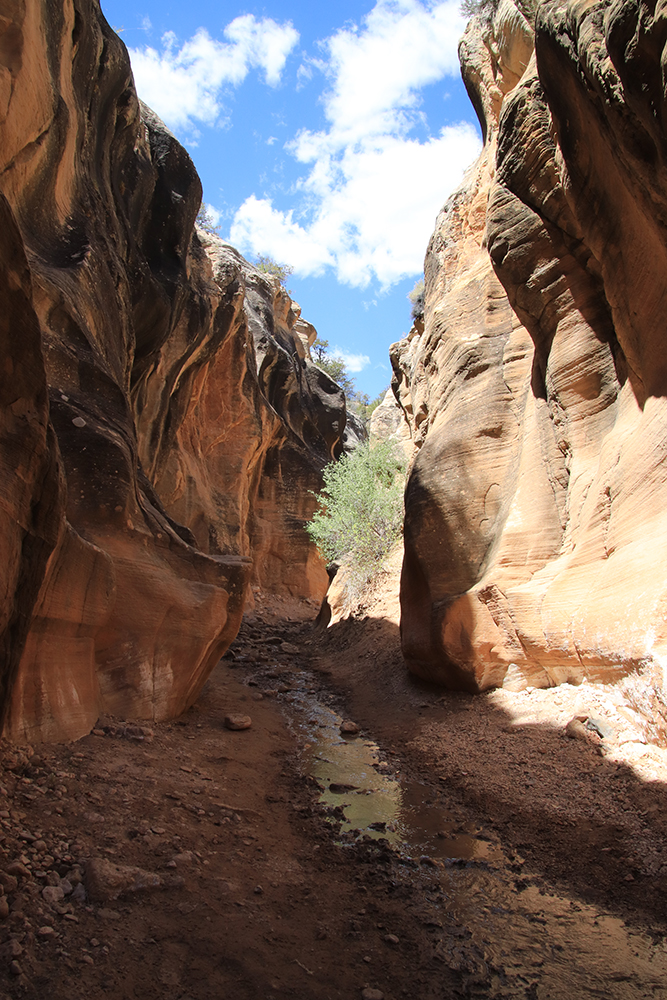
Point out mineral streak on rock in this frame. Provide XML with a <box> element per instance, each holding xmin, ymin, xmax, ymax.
<box><xmin>0</xmin><ymin>0</ymin><xmax>343</xmax><ymax>742</ymax></box>
<box><xmin>396</xmin><ymin>0</ymin><xmax>667</xmax><ymax>692</ymax></box>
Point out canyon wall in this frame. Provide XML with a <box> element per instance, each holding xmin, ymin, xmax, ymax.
<box><xmin>0</xmin><ymin>0</ymin><xmax>341</xmax><ymax>742</ymax></box>
<box><xmin>396</xmin><ymin>0</ymin><xmax>667</xmax><ymax>692</ymax></box>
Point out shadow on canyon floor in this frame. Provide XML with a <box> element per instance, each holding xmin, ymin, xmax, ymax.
<box><xmin>313</xmin><ymin>612</ymin><xmax>667</xmax><ymax>932</ymax></box>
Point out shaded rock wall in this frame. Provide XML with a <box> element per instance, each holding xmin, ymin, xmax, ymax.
<box><xmin>0</xmin><ymin>0</ymin><xmax>341</xmax><ymax>741</ymax></box>
<box><xmin>396</xmin><ymin>0</ymin><xmax>667</xmax><ymax>692</ymax></box>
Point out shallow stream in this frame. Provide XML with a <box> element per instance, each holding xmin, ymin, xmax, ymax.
<box><xmin>259</xmin><ymin>662</ymin><xmax>667</xmax><ymax>998</ymax></box>
<box><xmin>289</xmin><ymin>687</ymin><xmax>500</xmax><ymax>864</ymax></box>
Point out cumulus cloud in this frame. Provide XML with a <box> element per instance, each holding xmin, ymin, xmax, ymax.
<box><xmin>128</xmin><ymin>15</ymin><xmax>299</xmax><ymax>131</ymax></box>
<box><xmin>228</xmin><ymin>0</ymin><xmax>481</xmax><ymax>288</ymax></box>
<box><xmin>330</xmin><ymin>348</ymin><xmax>371</xmax><ymax>373</ymax></box>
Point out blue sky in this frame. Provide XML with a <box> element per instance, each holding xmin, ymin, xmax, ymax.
<box><xmin>101</xmin><ymin>0</ymin><xmax>481</xmax><ymax>398</ymax></box>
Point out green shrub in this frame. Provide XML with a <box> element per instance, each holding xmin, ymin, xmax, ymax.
<box><xmin>408</xmin><ymin>278</ymin><xmax>424</xmax><ymax>321</ymax></box>
<box><xmin>254</xmin><ymin>254</ymin><xmax>294</xmax><ymax>288</ymax></box>
<box><xmin>195</xmin><ymin>203</ymin><xmax>221</xmax><ymax>235</ymax></box>
<box><xmin>307</xmin><ymin>440</ymin><xmax>406</xmax><ymax>588</ymax></box>
<box><xmin>311</xmin><ymin>338</ymin><xmax>357</xmax><ymax>398</ymax></box>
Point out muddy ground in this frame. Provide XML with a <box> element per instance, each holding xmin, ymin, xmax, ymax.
<box><xmin>0</xmin><ymin>594</ymin><xmax>666</xmax><ymax>999</ymax></box>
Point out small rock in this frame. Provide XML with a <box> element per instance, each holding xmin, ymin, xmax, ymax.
<box><xmin>9</xmin><ymin>960</ymin><xmax>22</xmax><ymax>977</ymax></box>
<box><xmin>96</xmin><ymin>908</ymin><xmax>121</xmax><ymax>921</ymax></box>
<box><xmin>91</xmin><ymin>729</ymin><xmax>106</xmax><ymax>738</ymax></box>
<box><xmin>5</xmin><ymin>862</ymin><xmax>30</xmax><ymax>879</ymax></box>
<box><xmin>224</xmin><ymin>715</ymin><xmax>252</xmax><ymax>731</ymax></box>
<box><xmin>42</xmin><ymin>885</ymin><xmax>65</xmax><ymax>906</ymax></box>
<box><xmin>253</xmin><ymin>885</ymin><xmax>263</xmax><ymax>895</ymax></box>
<box><xmin>280</xmin><ymin>642</ymin><xmax>300</xmax><ymax>655</ymax></box>
<box><xmin>60</xmin><ymin>879</ymin><xmax>73</xmax><ymax>896</ymax></box>
<box><xmin>383</xmin><ymin>934</ymin><xmax>399</xmax><ymax>945</ymax></box>
<box><xmin>90</xmin><ymin>938</ymin><xmax>100</xmax><ymax>947</ymax></box>
<box><xmin>0</xmin><ymin>898</ymin><xmax>9</xmax><ymax>919</ymax></box>
<box><xmin>3</xmin><ymin>940</ymin><xmax>23</xmax><ymax>959</ymax></box>
<box><xmin>565</xmin><ymin>718</ymin><xmax>590</xmax><ymax>742</ymax></box>
<box><xmin>171</xmin><ymin>852</ymin><xmax>194</xmax><ymax>866</ymax></box>
<box><xmin>72</xmin><ymin>416</ymin><xmax>87</xmax><ymax>428</ymax></box>
<box><xmin>86</xmin><ymin>858</ymin><xmax>161</xmax><ymax>902</ymax></box>
<box><xmin>361</xmin><ymin>989</ymin><xmax>384</xmax><ymax>1000</ymax></box>
<box><xmin>340</xmin><ymin>721</ymin><xmax>360</xmax><ymax>735</ymax></box>
<box><xmin>81</xmin><ymin>953</ymin><xmax>94</xmax><ymax>965</ymax></box>
<box><xmin>38</xmin><ymin>925</ymin><xmax>56</xmax><ymax>938</ymax></box>
<box><xmin>71</xmin><ymin>883</ymin><xmax>86</xmax><ymax>904</ymax></box>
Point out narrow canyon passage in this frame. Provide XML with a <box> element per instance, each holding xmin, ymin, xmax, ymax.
<box><xmin>0</xmin><ymin>597</ymin><xmax>665</xmax><ymax>1000</ymax></box>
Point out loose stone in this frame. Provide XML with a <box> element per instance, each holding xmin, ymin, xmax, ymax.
<box><xmin>224</xmin><ymin>715</ymin><xmax>252</xmax><ymax>731</ymax></box>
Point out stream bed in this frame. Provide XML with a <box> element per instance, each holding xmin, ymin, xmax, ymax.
<box><xmin>245</xmin><ymin>660</ymin><xmax>667</xmax><ymax>998</ymax></box>
<box><xmin>289</xmin><ymin>687</ymin><xmax>501</xmax><ymax>865</ymax></box>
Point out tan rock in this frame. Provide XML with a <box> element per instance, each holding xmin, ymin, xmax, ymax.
<box><xmin>86</xmin><ymin>858</ymin><xmax>162</xmax><ymax>903</ymax></box>
<box><xmin>224</xmin><ymin>715</ymin><xmax>252</xmax><ymax>731</ymax></box>
<box><xmin>396</xmin><ymin>0</ymin><xmax>667</xmax><ymax>695</ymax></box>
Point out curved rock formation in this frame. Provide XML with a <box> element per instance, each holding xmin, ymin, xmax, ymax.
<box><xmin>0</xmin><ymin>0</ymin><xmax>342</xmax><ymax>741</ymax></box>
<box><xmin>397</xmin><ymin>0</ymin><xmax>667</xmax><ymax>692</ymax></box>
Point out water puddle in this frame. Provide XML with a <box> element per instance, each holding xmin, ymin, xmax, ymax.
<box><xmin>240</xmin><ymin>651</ymin><xmax>667</xmax><ymax>997</ymax></box>
<box><xmin>286</xmin><ymin>686</ymin><xmax>499</xmax><ymax>864</ymax></box>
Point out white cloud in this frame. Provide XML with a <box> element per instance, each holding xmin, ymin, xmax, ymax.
<box><xmin>318</xmin><ymin>0</ymin><xmax>466</xmax><ymax>144</ymax></box>
<box><xmin>330</xmin><ymin>348</ymin><xmax>370</xmax><ymax>373</ymax></box>
<box><xmin>228</xmin><ymin>0</ymin><xmax>480</xmax><ymax>288</ymax></box>
<box><xmin>128</xmin><ymin>16</ymin><xmax>299</xmax><ymax>131</ymax></box>
<box><xmin>230</xmin><ymin>196</ymin><xmax>334</xmax><ymax>275</ymax></box>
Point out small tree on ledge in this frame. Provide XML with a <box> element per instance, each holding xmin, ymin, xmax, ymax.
<box><xmin>254</xmin><ymin>254</ymin><xmax>294</xmax><ymax>289</ymax></box>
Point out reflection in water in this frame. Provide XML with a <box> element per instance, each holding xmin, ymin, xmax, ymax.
<box><xmin>289</xmin><ymin>689</ymin><xmax>499</xmax><ymax>862</ymax></box>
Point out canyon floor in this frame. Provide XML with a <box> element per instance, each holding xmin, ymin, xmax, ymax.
<box><xmin>0</xmin><ymin>593</ymin><xmax>666</xmax><ymax>999</ymax></box>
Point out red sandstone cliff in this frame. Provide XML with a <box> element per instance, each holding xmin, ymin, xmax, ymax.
<box><xmin>0</xmin><ymin>0</ymin><xmax>343</xmax><ymax>742</ymax></box>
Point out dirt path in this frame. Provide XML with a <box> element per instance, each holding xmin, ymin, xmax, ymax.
<box><xmin>0</xmin><ymin>596</ymin><xmax>665</xmax><ymax>999</ymax></box>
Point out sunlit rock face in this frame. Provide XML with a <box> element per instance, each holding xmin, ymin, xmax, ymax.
<box><xmin>397</xmin><ymin>0</ymin><xmax>667</xmax><ymax>692</ymax></box>
<box><xmin>0</xmin><ymin>0</ymin><xmax>340</xmax><ymax>741</ymax></box>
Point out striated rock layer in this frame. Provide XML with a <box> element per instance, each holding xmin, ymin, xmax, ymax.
<box><xmin>396</xmin><ymin>0</ymin><xmax>667</xmax><ymax>692</ymax></box>
<box><xmin>0</xmin><ymin>0</ymin><xmax>341</xmax><ymax>741</ymax></box>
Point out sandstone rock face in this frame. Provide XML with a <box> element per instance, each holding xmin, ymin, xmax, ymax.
<box><xmin>397</xmin><ymin>0</ymin><xmax>667</xmax><ymax>692</ymax></box>
<box><xmin>368</xmin><ymin>387</ymin><xmax>412</xmax><ymax>461</ymax></box>
<box><xmin>0</xmin><ymin>0</ymin><xmax>340</xmax><ymax>741</ymax></box>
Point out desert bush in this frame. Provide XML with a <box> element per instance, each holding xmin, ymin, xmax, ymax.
<box><xmin>307</xmin><ymin>440</ymin><xmax>406</xmax><ymax>589</ymax></box>
<box><xmin>311</xmin><ymin>338</ymin><xmax>357</xmax><ymax>398</ymax></box>
<box><xmin>408</xmin><ymin>278</ymin><xmax>424</xmax><ymax>321</ymax></box>
<box><xmin>255</xmin><ymin>254</ymin><xmax>294</xmax><ymax>288</ymax></box>
<box><xmin>195</xmin><ymin>203</ymin><xmax>221</xmax><ymax>235</ymax></box>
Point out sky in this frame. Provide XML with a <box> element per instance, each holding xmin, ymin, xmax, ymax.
<box><xmin>101</xmin><ymin>0</ymin><xmax>481</xmax><ymax>398</ymax></box>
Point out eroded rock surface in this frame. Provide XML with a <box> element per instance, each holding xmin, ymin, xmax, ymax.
<box><xmin>396</xmin><ymin>0</ymin><xmax>667</xmax><ymax>692</ymax></box>
<box><xmin>0</xmin><ymin>0</ymin><xmax>342</xmax><ymax>741</ymax></box>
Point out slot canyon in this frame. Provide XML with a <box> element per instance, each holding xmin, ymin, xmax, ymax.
<box><xmin>0</xmin><ymin>0</ymin><xmax>667</xmax><ymax>997</ymax></box>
